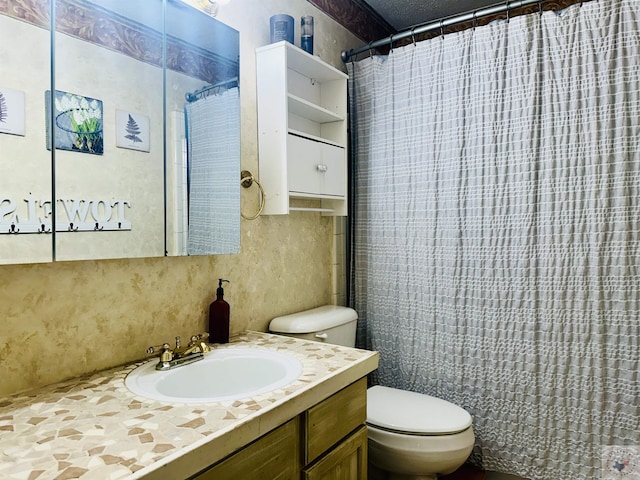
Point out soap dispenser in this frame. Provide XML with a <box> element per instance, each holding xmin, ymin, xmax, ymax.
<box><xmin>209</xmin><ymin>279</ymin><xmax>230</xmax><ymax>343</ymax></box>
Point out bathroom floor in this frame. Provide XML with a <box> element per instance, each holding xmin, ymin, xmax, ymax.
<box><xmin>369</xmin><ymin>463</ymin><xmax>486</xmax><ymax>480</ymax></box>
<box><xmin>442</xmin><ymin>464</ymin><xmax>487</xmax><ymax>480</ymax></box>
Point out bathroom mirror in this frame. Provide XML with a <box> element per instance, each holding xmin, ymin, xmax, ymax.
<box><xmin>0</xmin><ymin>0</ymin><xmax>240</xmax><ymax>264</ymax></box>
<box><xmin>0</xmin><ymin>2</ymin><xmax>54</xmax><ymax>264</ymax></box>
<box><xmin>164</xmin><ymin>0</ymin><xmax>241</xmax><ymax>256</ymax></box>
<box><xmin>52</xmin><ymin>0</ymin><xmax>166</xmax><ymax>261</ymax></box>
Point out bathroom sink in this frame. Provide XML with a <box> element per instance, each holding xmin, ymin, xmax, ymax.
<box><xmin>125</xmin><ymin>347</ymin><xmax>303</xmax><ymax>403</ymax></box>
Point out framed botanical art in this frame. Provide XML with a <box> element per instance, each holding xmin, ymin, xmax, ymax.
<box><xmin>115</xmin><ymin>109</ymin><xmax>150</xmax><ymax>152</ymax></box>
<box><xmin>0</xmin><ymin>87</ymin><xmax>26</xmax><ymax>136</ymax></box>
<box><xmin>46</xmin><ymin>90</ymin><xmax>103</xmax><ymax>155</ymax></box>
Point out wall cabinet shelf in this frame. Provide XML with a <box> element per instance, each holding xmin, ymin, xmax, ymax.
<box><xmin>256</xmin><ymin>41</ymin><xmax>348</xmax><ymax>215</ymax></box>
<box><xmin>288</xmin><ymin>94</ymin><xmax>344</xmax><ymax>123</ymax></box>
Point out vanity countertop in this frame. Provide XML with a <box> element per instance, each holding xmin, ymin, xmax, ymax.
<box><xmin>0</xmin><ymin>331</ymin><xmax>379</xmax><ymax>480</ymax></box>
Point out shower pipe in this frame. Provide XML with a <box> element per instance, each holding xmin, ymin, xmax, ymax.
<box><xmin>185</xmin><ymin>76</ymin><xmax>239</xmax><ymax>103</ymax></box>
<box><xmin>342</xmin><ymin>0</ymin><xmax>560</xmax><ymax>62</ymax></box>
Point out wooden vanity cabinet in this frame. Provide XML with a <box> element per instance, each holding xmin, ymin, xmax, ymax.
<box><xmin>190</xmin><ymin>378</ymin><xmax>367</xmax><ymax>480</ymax></box>
<box><xmin>303</xmin><ymin>426</ymin><xmax>367</xmax><ymax>480</ymax></box>
<box><xmin>304</xmin><ymin>377</ymin><xmax>366</xmax><ymax>461</ymax></box>
<box><xmin>192</xmin><ymin>418</ymin><xmax>299</xmax><ymax>479</ymax></box>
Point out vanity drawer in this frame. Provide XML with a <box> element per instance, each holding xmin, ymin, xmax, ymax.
<box><xmin>304</xmin><ymin>377</ymin><xmax>367</xmax><ymax>463</ymax></box>
<box><xmin>193</xmin><ymin>418</ymin><xmax>299</xmax><ymax>480</ymax></box>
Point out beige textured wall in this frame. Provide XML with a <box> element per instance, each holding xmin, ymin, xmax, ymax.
<box><xmin>0</xmin><ymin>0</ymin><xmax>360</xmax><ymax>397</ymax></box>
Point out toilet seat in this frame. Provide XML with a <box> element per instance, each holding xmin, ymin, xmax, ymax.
<box><xmin>367</xmin><ymin>386</ymin><xmax>472</xmax><ymax>435</ymax></box>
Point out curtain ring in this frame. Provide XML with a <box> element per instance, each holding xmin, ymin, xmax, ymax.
<box><xmin>472</xmin><ymin>11</ymin><xmax>477</xmax><ymax>30</ymax></box>
<box><xmin>506</xmin><ymin>1</ymin><xmax>510</xmax><ymax>22</ymax></box>
<box><xmin>538</xmin><ymin>0</ymin><xmax>543</xmax><ymax>15</ymax></box>
<box><xmin>240</xmin><ymin>170</ymin><xmax>265</xmax><ymax>220</ymax></box>
<box><xmin>389</xmin><ymin>34</ymin><xmax>394</xmax><ymax>53</ymax></box>
<box><xmin>411</xmin><ymin>28</ymin><xmax>416</xmax><ymax>46</ymax></box>
<box><xmin>368</xmin><ymin>41</ymin><xmax>373</xmax><ymax>58</ymax></box>
<box><xmin>440</xmin><ymin>19</ymin><xmax>445</xmax><ymax>39</ymax></box>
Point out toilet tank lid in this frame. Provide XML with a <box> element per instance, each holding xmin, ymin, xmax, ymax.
<box><xmin>367</xmin><ymin>386</ymin><xmax>472</xmax><ymax>435</ymax></box>
<box><xmin>269</xmin><ymin>305</ymin><xmax>358</xmax><ymax>334</ymax></box>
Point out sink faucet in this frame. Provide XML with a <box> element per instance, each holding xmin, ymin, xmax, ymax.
<box><xmin>147</xmin><ymin>333</ymin><xmax>211</xmax><ymax>371</ymax></box>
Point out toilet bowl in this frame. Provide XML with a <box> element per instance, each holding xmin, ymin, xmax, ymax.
<box><xmin>269</xmin><ymin>305</ymin><xmax>475</xmax><ymax>479</ymax></box>
<box><xmin>367</xmin><ymin>385</ymin><xmax>474</xmax><ymax>479</ymax></box>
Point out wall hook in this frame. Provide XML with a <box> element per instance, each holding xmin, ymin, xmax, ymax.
<box><xmin>68</xmin><ymin>222</ymin><xmax>79</xmax><ymax>232</ymax></box>
<box><xmin>94</xmin><ymin>222</ymin><xmax>103</xmax><ymax>231</ymax></box>
<box><xmin>38</xmin><ymin>224</ymin><xmax>51</xmax><ymax>234</ymax></box>
<box><xmin>9</xmin><ymin>223</ymin><xmax>19</xmax><ymax>234</ymax></box>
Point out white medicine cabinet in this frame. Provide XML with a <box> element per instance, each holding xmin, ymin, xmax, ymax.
<box><xmin>256</xmin><ymin>41</ymin><xmax>348</xmax><ymax>215</ymax></box>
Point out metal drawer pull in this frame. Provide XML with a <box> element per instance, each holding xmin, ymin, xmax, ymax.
<box><xmin>316</xmin><ymin>164</ymin><xmax>328</xmax><ymax>172</ymax></box>
<box><xmin>315</xmin><ymin>332</ymin><xmax>328</xmax><ymax>339</ymax></box>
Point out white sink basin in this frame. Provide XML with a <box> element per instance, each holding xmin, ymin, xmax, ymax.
<box><xmin>125</xmin><ymin>347</ymin><xmax>303</xmax><ymax>403</ymax></box>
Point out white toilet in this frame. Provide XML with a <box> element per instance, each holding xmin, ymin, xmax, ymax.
<box><xmin>269</xmin><ymin>305</ymin><xmax>475</xmax><ymax>480</ymax></box>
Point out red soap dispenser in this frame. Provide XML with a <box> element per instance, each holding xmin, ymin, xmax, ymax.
<box><xmin>209</xmin><ymin>279</ymin><xmax>230</xmax><ymax>343</ymax></box>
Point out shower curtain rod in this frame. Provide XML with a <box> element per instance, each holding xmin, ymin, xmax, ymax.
<box><xmin>185</xmin><ymin>77</ymin><xmax>239</xmax><ymax>103</ymax></box>
<box><xmin>341</xmin><ymin>0</ymin><xmax>542</xmax><ymax>62</ymax></box>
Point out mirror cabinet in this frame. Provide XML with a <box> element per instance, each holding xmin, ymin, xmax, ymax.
<box><xmin>0</xmin><ymin>0</ymin><xmax>240</xmax><ymax>264</ymax></box>
<box><xmin>0</xmin><ymin>1</ymin><xmax>53</xmax><ymax>263</ymax></box>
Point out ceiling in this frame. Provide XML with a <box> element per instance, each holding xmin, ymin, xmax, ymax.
<box><xmin>308</xmin><ymin>0</ymin><xmax>584</xmax><ymax>57</ymax></box>
<box><xmin>362</xmin><ymin>0</ymin><xmax>501</xmax><ymax>30</ymax></box>
<box><xmin>307</xmin><ymin>0</ymin><xmax>523</xmax><ymax>48</ymax></box>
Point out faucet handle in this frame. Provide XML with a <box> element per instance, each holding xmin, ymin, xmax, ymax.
<box><xmin>146</xmin><ymin>342</ymin><xmax>171</xmax><ymax>355</ymax></box>
<box><xmin>187</xmin><ymin>333</ymin><xmax>211</xmax><ymax>353</ymax></box>
<box><xmin>189</xmin><ymin>332</ymin><xmax>209</xmax><ymax>344</ymax></box>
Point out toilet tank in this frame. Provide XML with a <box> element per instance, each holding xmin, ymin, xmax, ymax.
<box><xmin>268</xmin><ymin>305</ymin><xmax>358</xmax><ymax>347</ymax></box>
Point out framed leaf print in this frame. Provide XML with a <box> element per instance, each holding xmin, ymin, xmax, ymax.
<box><xmin>0</xmin><ymin>87</ymin><xmax>26</xmax><ymax>136</ymax></box>
<box><xmin>116</xmin><ymin>109</ymin><xmax>150</xmax><ymax>152</ymax></box>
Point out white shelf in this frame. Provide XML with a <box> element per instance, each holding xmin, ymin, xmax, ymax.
<box><xmin>289</xmin><ymin>207</ymin><xmax>335</xmax><ymax>213</ymax></box>
<box><xmin>288</xmin><ymin>94</ymin><xmax>344</xmax><ymax>123</ymax></box>
<box><xmin>288</xmin><ymin>129</ymin><xmax>344</xmax><ymax>148</ymax></box>
<box><xmin>256</xmin><ymin>41</ymin><xmax>348</xmax><ymax>216</ymax></box>
<box><xmin>263</xmin><ymin>41</ymin><xmax>348</xmax><ymax>82</ymax></box>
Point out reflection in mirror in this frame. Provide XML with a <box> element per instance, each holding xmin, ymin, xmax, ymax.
<box><xmin>0</xmin><ymin>3</ymin><xmax>53</xmax><ymax>264</ymax></box>
<box><xmin>53</xmin><ymin>0</ymin><xmax>166</xmax><ymax>261</ymax></box>
<box><xmin>0</xmin><ymin>0</ymin><xmax>240</xmax><ymax>264</ymax></box>
<box><xmin>164</xmin><ymin>0</ymin><xmax>240</xmax><ymax>256</ymax></box>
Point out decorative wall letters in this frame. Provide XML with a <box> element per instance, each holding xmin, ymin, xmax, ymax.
<box><xmin>0</xmin><ymin>196</ymin><xmax>132</xmax><ymax>234</ymax></box>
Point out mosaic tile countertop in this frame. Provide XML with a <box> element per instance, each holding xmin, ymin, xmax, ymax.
<box><xmin>0</xmin><ymin>332</ymin><xmax>379</xmax><ymax>480</ymax></box>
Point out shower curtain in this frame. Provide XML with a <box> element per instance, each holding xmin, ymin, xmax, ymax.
<box><xmin>184</xmin><ymin>87</ymin><xmax>240</xmax><ymax>255</ymax></box>
<box><xmin>348</xmin><ymin>1</ymin><xmax>640</xmax><ymax>479</ymax></box>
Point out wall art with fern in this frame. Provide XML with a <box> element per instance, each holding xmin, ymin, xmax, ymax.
<box><xmin>0</xmin><ymin>87</ymin><xmax>26</xmax><ymax>136</ymax></box>
<box><xmin>116</xmin><ymin>109</ymin><xmax>150</xmax><ymax>152</ymax></box>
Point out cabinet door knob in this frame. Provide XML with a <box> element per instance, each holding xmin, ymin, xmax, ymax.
<box><xmin>316</xmin><ymin>164</ymin><xmax>328</xmax><ymax>172</ymax></box>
